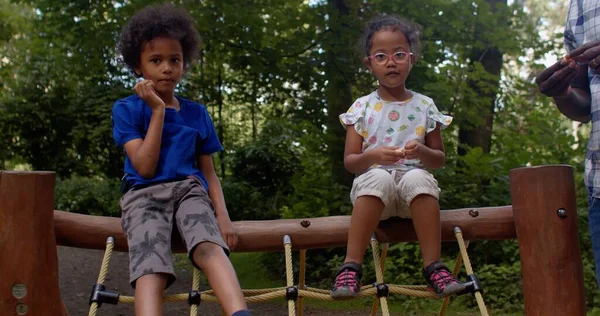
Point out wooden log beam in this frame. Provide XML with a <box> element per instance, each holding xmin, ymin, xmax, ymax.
<box><xmin>0</xmin><ymin>172</ymin><xmax>67</xmax><ymax>316</ymax></box>
<box><xmin>54</xmin><ymin>205</ymin><xmax>515</xmax><ymax>253</ymax></box>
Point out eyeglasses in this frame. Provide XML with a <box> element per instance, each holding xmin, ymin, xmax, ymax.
<box><xmin>367</xmin><ymin>51</ymin><xmax>413</xmax><ymax>65</ymax></box>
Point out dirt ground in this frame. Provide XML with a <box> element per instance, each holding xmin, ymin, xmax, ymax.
<box><xmin>58</xmin><ymin>246</ymin><xmax>370</xmax><ymax>316</ymax></box>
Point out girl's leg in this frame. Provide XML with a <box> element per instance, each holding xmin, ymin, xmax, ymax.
<box><xmin>401</xmin><ymin>169</ymin><xmax>464</xmax><ymax>297</ymax></box>
<box><xmin>332</xmin><ymin>169</ymin><xmax>393</xmax><ymax>299</ymax></box>
<box><xmin>134</xmin><ymin>273</ymin><xmax>169</xmax><ymax>316</ymax></box>
<box><xmin>410</xmin><ymin>194</ymin><xmax>464</xmax><ymax>296</ymax></box>
<box><xmin>331</xmin><ymin>195</ymin><xmax>385</xmax><ymax>299</ymax></box>
<box><xmin>192</xmin><ymin>242</ymin><xmax>248</xmax><ymax>316</ymax></box>
<box><xmin>344</xmin><ymin>195</ymin><xmax>385</xmax><ymax>264</ymax></box>
<box><xmin>409</xmin><ymin>194</ymin><xmax>441</xmax><ymax>268</ymax></box>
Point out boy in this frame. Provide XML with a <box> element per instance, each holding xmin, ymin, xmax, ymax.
<box><xmin>112</xmin><ymin>4</ymin><xmax>250</xmax><ymax>316</ymax></box>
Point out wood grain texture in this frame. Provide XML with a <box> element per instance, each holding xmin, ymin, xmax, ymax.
<box><xmin>511</xmin><ymin>165</ymin><xmax>585</xmax><ymax>316</ymax></box>
<box><xmin>0</xmin><ymin>171</ymin><xmax>67</xmax><ymax>316</ymax></box>
<box><xmin>54</xmin><ymin>205</ymin><xmax>515</xmax><ymax>253</ymax></box>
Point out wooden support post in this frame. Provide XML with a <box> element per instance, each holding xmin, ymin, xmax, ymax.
<box><xmin>510</xmin><ymin>165</ymin><xmax>585</xmax><ymax>315</ymax></box>
<box><xmin>0</xmin><ymin>171</ymin><xmax>67</xmax><ymax>316</ymax></box>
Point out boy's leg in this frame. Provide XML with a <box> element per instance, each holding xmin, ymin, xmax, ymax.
<box><xmin>135</xmin><ymin>274</ymin><xmax>169</xmax><ymax>316</ymax></box>
<box><xmin>331</xmin><ymin>169</ymin><xmax>394</xmax><ymax>299</ymax></box>
<box><xmin>175</xmin><ymin>179</ymin><xmax>248</xmax><ymax>315</ymax></box>
<box><xmin>120</xmin><ymin>184</ymin><xmax>178</xmax><ymax>315</ymax></box>
<box><xmin>192</xmin><ymin>242</ymin><xmax>247</xmax><ymax>315</ymax></box>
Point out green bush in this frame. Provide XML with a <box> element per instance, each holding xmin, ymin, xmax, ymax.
<box><xmin>54</xmin><ymin>176</ymin><xmax>121</xmax><ymax>217</ymax></box>
<box><xmin>221</xmin><ymin>179</ymin><xmax>278</xmax><ymax>221</ymax></box>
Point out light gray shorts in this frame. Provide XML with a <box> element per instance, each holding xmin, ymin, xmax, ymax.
<box><xmin>350</xmin><ymin>168</ymin><xmax>440</xmax><ymax>219</ymax></box>
<box><xmin>120</xmin><ymin>178</ymin><xmax>228</xmax><ymax>288</ymax></box>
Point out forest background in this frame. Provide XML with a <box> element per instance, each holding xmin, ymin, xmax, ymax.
<box><xmin>1</xmin><ymin>0</ymin><xmax>595</xmax><ymax>313</ymax></box>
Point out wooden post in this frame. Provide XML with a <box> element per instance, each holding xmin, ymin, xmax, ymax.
<box><xmin>0</xmin><ymin>171</ymin><xmax>67</xmax><ymax>316</ymax></box>
<box><xmin>510</xmin><ymin>165</ymin><xmax>585</xmax><ymax>315</ymax></box>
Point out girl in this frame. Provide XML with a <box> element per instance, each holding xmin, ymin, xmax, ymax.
<box><xmin>331</xmin><ymin>15</ymin><xmax>464</xmax><ymax>299</ymax></box>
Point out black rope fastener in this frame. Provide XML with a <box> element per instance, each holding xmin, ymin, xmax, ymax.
<box><xmin>376</xmin><ymin>283</ymin><xmax>389</xmax><ymax>298</ymax></box>
<box><xmin>89</xmin><ymin>283</ymin><xmax>120</xmax><ymax>307</ymax></box>
<box><xmin>286</xmin><ymin>286</ymin><xmax>299</xmax><ymax>301</ymax></box>
<box><xmin>458</xmin><ymin>274</ymin><xmax>483</xmax><ymax>296</ymax></box>
<box><xmin>188</xmin><ymin>290</ymin><xmax>201</xmax><ymax>306</ymax></box>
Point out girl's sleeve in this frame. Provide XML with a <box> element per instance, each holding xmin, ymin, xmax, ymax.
<box><xmin>339</xmin><ymin>99</ymin><xmax>366</xmax><ymax>136</ymax></box>
<box><xmin>426</xmin><ymin>102</ymin><xmax>453</xmax><ymax>133</ymax></box>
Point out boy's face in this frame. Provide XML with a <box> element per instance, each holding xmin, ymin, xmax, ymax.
<box><xmin>363</xmin><ymin>30</ymin><xmax>414</xmax><ymax>90</ymax></box>
<box><xmin>135</xmin><ymin>37</ymin><xmax>184</xmax><ymax>94</ymax></box>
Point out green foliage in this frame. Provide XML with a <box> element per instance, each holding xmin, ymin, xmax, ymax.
<box><xmin>2</xmin><ymin>0</ymin><xmax>597</xmax><ymax>313</ymax></box>
<box><xmin>54</xmin><ymin>176</ymin><xmax>121</xmax><ymax>217</ymax></box>
<box><xmin>281</xmin><ymin>121</ymin><xmax>351</xmax><ymax>219</ymax></box>
<box><xmin>468</xmin><ymin>262</ymin><xmax>524</xmax><ymax>310</ymax></box>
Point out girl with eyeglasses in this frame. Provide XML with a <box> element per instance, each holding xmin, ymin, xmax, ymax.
<box><xmin>331</xmin><ymin>15</ymin><xmax>462</xmax><ymax>299</ymax></box>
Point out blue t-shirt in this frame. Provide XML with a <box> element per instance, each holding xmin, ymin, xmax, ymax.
<box><xmin>112</xmin><ymin>95</ymin><xmax>223</xmax><ymax>190</ymax></box>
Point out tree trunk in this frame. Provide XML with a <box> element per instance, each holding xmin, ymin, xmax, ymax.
<box><xmin>217</xmin><ymin>65</ymin><xmax>226</xmax><ymax>178</ymax></box>
<box><xmin>458</xmin><ymin>0</ymin><xmax>506</xmax><ymax>155</ymax></box>
<box><xmin>251</xmin><ymin>75</ymin><xmax>258</xmax><ymax>141</ymax></box>
<box><xmin>325</xmin><ymin>0</ymin><xmax>359</xmax><ymax>188</ymax></box>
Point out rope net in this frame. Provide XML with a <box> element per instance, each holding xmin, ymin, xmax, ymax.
<box><xmin>88</xmin><ymin>227</ymin><xmax>488</xmax><ymax>316</ymax></box>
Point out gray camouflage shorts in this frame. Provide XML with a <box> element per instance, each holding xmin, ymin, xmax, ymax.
<box><xmin>120</xmin><ymin>178</ymin><xmax>229</xmax><ymax>288</ymax></box>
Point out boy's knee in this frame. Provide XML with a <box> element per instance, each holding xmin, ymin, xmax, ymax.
<box><xmin>191</xmin><ymin>242</ymin><xmax>224</xmax><ymax>266</ymax></box>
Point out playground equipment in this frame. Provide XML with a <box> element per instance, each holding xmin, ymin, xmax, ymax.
<box><xmin>0</xmin><ymin>165</ymin><xmax>586</xmax><ymax>315</ymax></box>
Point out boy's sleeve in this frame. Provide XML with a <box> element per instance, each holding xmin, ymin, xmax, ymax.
<box><xmin>197</xmin><ymin>106</ymin><xmax>224</xmax><ymax>155</ymax></box>
<box><xmin>112</xmin><ymin>99</ymin><xmax>143</xmax><ymax>147</ymax></box>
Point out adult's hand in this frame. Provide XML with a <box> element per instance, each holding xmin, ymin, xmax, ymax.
<box><xmin>535</xmin><ymin>58</ymin><xmax>577</xmax><ymax>98</ymax></box>
<box><xmin>569</xmin><ymin>39</ymin><xmax>600</xmax><ymax>72</ymax></box>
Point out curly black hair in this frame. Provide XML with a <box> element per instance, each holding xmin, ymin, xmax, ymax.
<box><xmin>118</xmin><ymin>3</ymin><xmax>201</xmax><ymax>77</ymax></box>
<box><xmin>360</xmin><ymin>15</ymin><xmax>422</xmax><ymax>61</ymax></box>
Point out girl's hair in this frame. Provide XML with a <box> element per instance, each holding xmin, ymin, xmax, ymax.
<box><xmin>360</xmin><ymin>15</ymin><xmax>422</xmax><ymax>61</ymax></box>
<box><xmin>118</xmin><ymin>4</ymin><xmax>201</xmax><ymax>76</ymax></box>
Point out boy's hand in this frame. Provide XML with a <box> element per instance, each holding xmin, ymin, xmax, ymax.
<box><xmin>216</xmin><ymin>213</ymin><xmax>238</xmax><ymax>250</ymax></box>
<box><xmin>404</xmin><ymin>139</ymin><xmax>423</xmax><ymax>159</ymax></box>
<box><xmin>134</xmin><ymin>80</ymin><xmax>165</xmax><ymax>111</ymax></box>
<box><xmin>370</xmin><ymin>146</ymin><xmax>404</xmax><ymax>165</ymax></box>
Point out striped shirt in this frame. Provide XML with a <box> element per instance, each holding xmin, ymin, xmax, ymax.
<box><xmin>565</xmin><ymin>0</ymin><xmax>600</xmax><ymax>197</ymax></box>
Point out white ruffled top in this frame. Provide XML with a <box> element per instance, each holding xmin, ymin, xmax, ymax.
<box><xmin>339</xmin><ymin>90</ymin><xmax>452</xmax><ymax>171</ymax></box>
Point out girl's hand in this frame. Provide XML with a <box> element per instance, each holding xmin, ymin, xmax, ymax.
<box><xmin>404</xmin><ymin>140</ymin><xmax>423</xmax><ymax>159</ymax></box>
<box><xmin>216</xmin><ymin>213</ymin><xmax>238</xmax><ymax>250</ymax></box>
<box><xmin>134</xmin><ymin>80</ymin><xmax>165</xmax><ymax>111</ymax></box>
<box><xmin>370</xmin><ymin>146</ymin><xmax>404</xmax><ymax>165</ymax></box>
